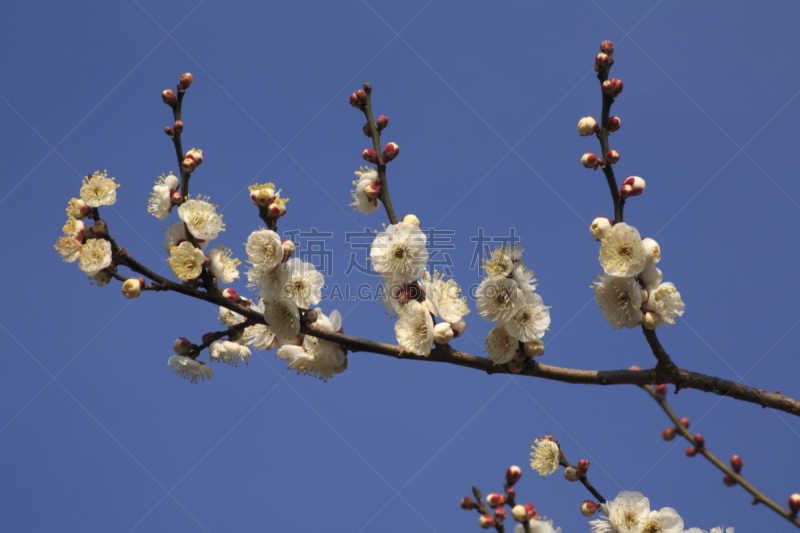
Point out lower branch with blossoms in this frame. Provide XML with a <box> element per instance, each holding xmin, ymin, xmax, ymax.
<box><xmin>52</xmin><ymin>40</ymin><xmax>800</xmax><ymax>531</ymax></box>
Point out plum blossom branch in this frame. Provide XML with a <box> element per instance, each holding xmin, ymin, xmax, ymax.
<box><xmin>360</xmin><ymin>82</ymin><xmax>398</xmax><ymax>225</ymax></box>
<box><xmin>643</xmin><ymin>384</ymin><xmax>800</xmax><ymax>529</ymax></box>
<box><xmin>559</xmin><ymin>455</ymin><xmax>606</xmax><ymax>504</ymax></box>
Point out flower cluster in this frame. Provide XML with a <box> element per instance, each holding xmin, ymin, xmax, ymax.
<box><xmin>477</xmin><ymin>245</ymin><xmax>550</xmax><ymax>367</ymax></box>
<box><xmin>591</xmin><ymin>221</ymin><xmax>685</xmax><ymax>330</ymax></box>
<box><xmin>248</xmin><ymin>182</ymin><xmax>289</xmax><ymax>222</ymax></box>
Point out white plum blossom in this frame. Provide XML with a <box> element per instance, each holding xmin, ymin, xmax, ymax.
<box><xmin>250</xmin><ymin>263</ymin><xmax>290</xmax><ymax>302</ymax></box>
<box><xmin>515</xmin><ymin>518</ymin><xmax>559</xmax><ymax>533</ymax></box>
<box><xmin>643</xmin><ymin>508</ymin><xmax>684</xmax><ymax>533</ymax></box>
<box><xmin>394</xmin><ymin>300</ymin><xmax>434</xmax><ymax>356</ymax></box>
<box><xmin>80</xmin><ymin>170</ymin><xmax>119</xmax><ymax>207</ymax></box>
<box><xmin>282</xmin><ymin>258</ymin><xmax>324</xmax><ymax>308</ymax></box>
<box><xmin>504</xmin><ymin>292</ymin><xmax>550</xmax><ymax>342</ymax></box>
<box><xmin>484</xmin><ymin>325</ymin><xmax>518</xmax><ymax>365</ymax></box>
<box><xmin>276</xmin><ymin>309</ymin><xmax>345</xmax><ymax>380</ymax></box>
<box><xmin>420</xmin><ymin>271</ymin><xmax>470</xmax><ymax>323</ymax></box>
<box><xmin>178</xmin><ymin>196</ymin><xmax>225</xmax><ymax>242</ymax></box>
<box><xmin>55</xmin><ymin>236</ymin><xmax>82</xmax><ymax>263</ymax></box>
<box><xmin>209</xmin><ymin>340</ymin><xmax>251</xmax><ymax>366</ymax></box>
<box><xmin>167</xmin><ymin>355</ymin><xmax>213</xmax><ymax>383</ymax></box>
<box><xmin>530</xmin><ymin>437</ymin><xmax>560</xmax><ymax>478</ymax></box>
<box><xmin>148</xmin><ymin>173</ymin><xmax>179</xmax><ymax>219</ymax></box>
<box><xmin>263</xmin><ymin>299</ymin><xmax>301</xmax><ymax>338</ymax></box>
<box><xmin>350</xmin><ymin>167</ymin><xmax>381</xmax><ymax>215</ymax></box>
<box><xmin>246</xmin><ymin>229</ymin><xmax>284</xmax><ymax>272</ymax></box>
<box><xmin>641</xmin><ymin>238</ymin><xmax>661</xmax><ymax>265</ymax></box>
<box><xmin>643</xmin><ymin>282</ymin><xmax>685</xmax><ymax>327</ymax></box>
<box><xmin>483</xmin><ymin>245</ymin><xmax>518</xmax><ymax>278</ymax></box>
<box><xmin>476</xmin><ymin>277</ymin><xmax>524</xmax><ymax>324</ymax></box>
<box><xmin>589</xmin><ymin>491</ymin><xmax>651</xmax><ymax>533</ymax></box>
<box><xmin>219</xmin><ymin>305</ymin><xmax>245</xmax><ymax>327</ymax></box>
<box><xmin>593</xmin><ymin>274</ymin><xmax>643</xmax><ymax>329</ymax></box>
<box><xmin>379</xmin><ymin>281</ymin><xmax>414</xmax><ymax>318</ymax></box>
<box><xmin>163</xmin><ymin>222</ymin><xmax>208</xmax><ymax>254</ymax></box>
<box><xmin>640</xmin><ymin>263</ymin><xmax>662</xmax><ymax>287</ymax></box>
<box><xmin>208</xmin><ymin>246</ymin><xmax>241</xmax><ymax>284</ymax></box>
<box><xmin>167</xmin><ymin>241</ymin><xmax>206</xmax><ymax>281</ymax></box>
<box><xmin>78</xmin><ymin>238</ymin><xmax>112</xmax><ymax>276</ymax></box>
<box><xmin>511</xmin><ymin>261</ymin><xmax>537</xmax><ymax>295</ymax></box>
<box><xmin>90</xmin><ymin>270</ymin><xmax>112</xmax><ymax>287</ymax></box>
<box><xmin>599</xmin><ymin>222</ymin><xmax>646</xmax><ymax>277</ymax></box>
<box><xmin>370</xmin><ymin>222</ymin><xmax>429</xmax><ymax>285</ymax></box>
<box><xmin>243</xmin><ymin>300</ymin><xmax>276</xmax><ymax>350</ymax></box>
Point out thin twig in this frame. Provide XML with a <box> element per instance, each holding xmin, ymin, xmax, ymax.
<box><xmin>362</xmin><ymin>82</ymin><xmax>398</xmax><ymax>225</ymax></box>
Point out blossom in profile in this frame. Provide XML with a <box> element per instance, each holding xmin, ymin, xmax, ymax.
<box><xmin>484</xmin><ymin>325</ymin><xmax>517</xmax><ymax>365</ymax></box>
<box><xmin>208</xmin><ymin>245</ymin><xmax>241</xmax><ymax>284</ymax></box>
<box><xmin>593</xmin><ymin>274</ymin><xmax>643</xmax><ymax>329</ymax></box>
<box><xmin>530</xmin><ymin>437</ymin><xmax>560</xmax><ymax>478</ymax></box>
<box><xmin>370</xmin><ymin>222</ymin><xmax>429</xmax><ymax>285</ymax></box>
<box><xmin>178</xmin><ymin>196</ymin><xmax>225</xmax><ymax>242</ymax></box>
<box><xmin>80</xmin><ymin>170</ymin><xmax>119</xmax><ymax>207</ymax></box>
<box><xmin>276</xmin><ymin>308</ymin><xmax>345</xmax><ymax>380</ymax></box>
<box><xmin>511</xmin><ymin>262</ymin><xmax>537</xmax><ymax>295</ymax></box>
<box><xmin>503</xmin><ymin>292</ymin><xmax>550</xmax><ymax>342</ymax></box>
<box><xmin>163</xmin><ymin>222</ymin><xmax>208</xmax><ymax>254</ymax></box>
<box><xmin>589</xmin><ymin>491</ymin><xmax>651</xmax><ymax>533</ymax></box>
<box><xmin>209</xmin><ymin>340</ymin><xmax>251</xmax><ymax>367</ymax></box>
<box><xmin>395</xmin><ymin>300</ymin><xmax>434</xmax><ymax>356</ymax></box>
<box><xmin>420</xmin><ymin>271</ymin><xmax>470</xmax><ymax>323</ymax></box>
<box><xmin>148</xmin><ymin>173</ymin><xmax>179</xmax><ymax>219</ymax></box>
<box><xmin>78</xmin><ymin>238</ymin><xmax>112</xmax><ymax>276</ymax></box>
<box><xmin>167</xmin><ymin>241</ymin><xmax>206</xmax><ymax>281</ymax></box>
<box><xmin>350</xmin><ymin>167</ymin><xmax>381</xmax><ymax>215</ymax></box>
<box><xmin>599</xmin><ymin>222</ymin><xmax>646</xmax><ymax>277</ymax></box>
<box><xmin>167</xmin><ymin>355</ymin><xmax>213</xmax><ymax>383</ymax></box>
<box><xmin>643</xmin><ymin>282</ymin><xmax>685</xmax><ymax>327</ymax></box>
<box><xmin>55</xmin><ymin>236</ymin><xmax>82</xmax><ymax>263</ymax></box>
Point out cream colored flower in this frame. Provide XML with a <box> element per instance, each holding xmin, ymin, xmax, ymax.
<box><xmin>599</xmin><ymin>222</ymin><xmax>646</xmax><ymax>277</ymax></box>
<box><xmin>209</xmin><ymin>340</ymin><xmax>251</xmax><ymax>366</ymax></box>
<box><xmin>530</xmin><ymin>437</ymin><xmax>560</xmax><ymax>478</ymax></box>
<box><xmin>593</xmin><ymin>274</ymin><xmax>643</xmax><ymax>329</ymax></box>
<box><xmin>476</xmin><ymin>277</ymin><xmax>524</xmax><ymax>324</ymax></box>
<box><xmin>55</xmin><ymin>236</ymin><xmax>82</xmax><ymax>263</ymax></box>
<box><xmin>163</xmin><ymin>222</ymin><xmax>208</xmax><ymax>254</ymax></box>
<box><xmin>178</xmin><ymin>196</ymin><xmax>225</xmax><ymax>241</ymax></box>
<box><xmin>246</xmin><ymin>229</ymin><xmax>283</xmax><ymax>271</ymax></box>
<box><xmin>420</xmin><ymin>271</ymin><xmax>470</xmax><ymax>323</ymax></box>
<box><xmin>485</xmin><ymin>325</ymin><xmax>517</xmax><ymax>364</ymax></box>
<box><xmin>148</xmin><ymin>173</ymin><xmax>179</xmax><ymax>219</ymax></box>
<box><xmin>282</xmin><ymin>258</ymin><xmax>324</xmax><ymax>308</ymax></box>
<box><xmin>370</xmin><ymin>222</ymin><xmax>429</xmax><ymax>285</ymax></box>
<box><xmin>264</xmin><ymin>299</ymin><xmax>301</xmax><ymax>338</ymax></box>
<box><xmin>589</xmin><ymin>491</ymin><xmax>651</xmax><ymax>533</ymax></box>
<box><xmin>394</xmin><ymin>300</ymin><xmax>434</xmax><ymax>356</ymax></box>
<box><xmin>78</xmin><ymin>238</ymin><xmax>112</xmax><ymax>276</ymax></box>
<box><xmin>208</xmin><ymin>245</ymin><xmax>240</xmax><ymax>284</ymax></box>
<box><xmin>503</xmin><ymin>292</ymin><xmax>550</xmax><ymax>342</ymax></box>
<box><xmin>80</xmin><ymin>170</ymin><xmax>119</xmax><ymax>207</ymax></box>
<box><xmin>167</xmin><ymin>241</ymin><xmax>206</xmax><ymax>281</ymax></box>
<box><xmin>168</xmin><ymin>355</ymin><xmax>213</xmax><ymax>383</ymax></box>
<box><xmin>643</xmin><ymin>282</ymin><xmax>685</xmax><ymax>327</ymax></box>
<box><xmin>66</xmin><ymin>198</ymin><xmax>88</xmax><ymax>219</ymax></box>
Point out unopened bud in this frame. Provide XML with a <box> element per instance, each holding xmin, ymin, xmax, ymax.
<box><xmin>460</xmin><ymin>496</ymin><xmax>478</xmax><ymax>510</ymax></box>
<box><xmin>269</xmin><ymin>202</ymin><xmax>287</xmax><ymax>219</ymax></box>
<box><xmin>600</xmin><ymin>41</ymin><xmax>614</xmax><ymax>54</ymax></box>
<box><xmin>723</xmin><ymin>474</ymin><xmax>736</xmax><ymax>487</ymax></box>
<box><xmin>450</xmin><ymin>317</ymin><xmax>466</xmax><ymax>338</ymax></box>
<box><xmin>179</xmin><ymin>72</ymin><xmax>193</xmax><ymax>88</ymax></box>
<box><xmin>524</xmin><ymin>503</ymin><xmax>537</xmax><ymax>520</ymax></box>
<box><xmin>173</xmin><ymin>120</ymin><xmax>184</xmax><ymax>134</ymax></box>
<box><xmin>305</xmin><ymin>309</ymin><xmax>318</xmax><ymax>324</ymax></box>
<box><xmin>564</xmin><ymin>466</ymin><xmax>580</xmax><ymax>481</ymax></box>
<box><xmin>122</xmin><ymin>278</ymin><xmax>142</xmax><ymax>299</ymax></box>
<box><xmin>402</xmin><ymin>214</ymin><xmax>420</xmax><ymax>227</ymax></box>
<box><xmin>693</xmin><ymin>434</ymin><xmax>704</xmax><ymax>448</ymax></box>
<box><xmin>362</xmin><ymin>148</ymin><xmax>379</xmax><ymax>163</ymax></box>
<box><xmin>577</xmin><ymin>116</ymin><xmax>599</xmax><ymax>136</ymax></box>
<box><xmin>478</xmin><ymin>515</ymin><xmax>495</xmax><ymax>529</ymax></box>
<box><xmin>486</xmin><ymin>493</ymin><xmax>507</xmax><ymax>508</ymax></box>
<box><xmin>362</xmin><ymin>123</ymin><xmax>372</xmax><ymax>137</ymax></box>
<box><xmin>222</xmin><ymin>288</ymin><xmax>238</xmax><ymax>300</ymax></box>
<box><xmin>171</xmin><ymin>192</ymin><xmax>184</xmax><ymax>205</ymax></box>
<box><xmin>680</xmin><ymin>417</ymin><xmax>690</xmax><ymax>429</ymax></box>
<box><xmin>619</xmin><ymin>176</ymin><xmax>645</xmax><ymax>199</ymax></box>
<box><xmin>641</xmin><ymin>238</ymin><xmax>661</xmax><ymax>266</ymax></box>
<box><xmin>511</xmin><ymin>505</ymin><xmax>527</xmax><ymax>521</ymax></box>
<box><xmin>522</xmin><ymin>339</ymin><xmax>544</xmax><ymax>358</ymax></box>
<box><xmin>661</xmin><ymin>427</ymin><xmax>677</xmax><ymax>441</ymax></box>
<box><xmin>602</xmin><ymin>80</ymin><xmax>614</xmax><ymax>95</ymax></box>
<box><xmin>789</xmin><ymin>494</ymin><xmax>800</xmax><ymax>514</ymax></box>
<box><xmin>595</xmin><ymin>53</ymin><xmax>611</xmax><ymax>71</ymax></box>
<box><xmin>581</xmin><ymin>152</ymin><xmax>600</xmax><ymax>169</ymax></box>
<box><xmin>364</xmin><ymin>183</ymin><xmax>381</xmax><ymax>200</ymax></box>
<box><xmin>494</xmin><ymin>508</ymin><xmax>507</xmax><ymax>520</ymax></box>
<box><xmin>654</xmin><ymin>384</ymin><xmax>668</xmax><ymax>397</ymax></box>
<box><xmin>165</xmin><ymin>126</ymin><xmax>174</xmax><ymax>136</ymax></box>
<box><xmin>282</xmin><ymin>240</ymin><xmax>295</xmax><ymax>260</ymax></box>
<box><xmin>607</xmin><ymin>116</ymin><xmax>621</xmax><ymax>132</ymax></box>
<box><xmin>630</xmin><ymin>365</ymin><xmax>641</xmax><ymax>371</ymax></box>
<box><xmin>355</xmin><ymin>89</ymin><xmax>366</xmax><ymax>102</ymax></box>
<box><xmin>686</xmin><ymin>447</ymin><xmax>697</xmax><ymax>457</ymax></box>
<box><xmin>182</xmin><ymin>157</ymin><xmax>196</xmax><ymax>173</ymax></box>
<box><xmin>730</xmin><ymin>455</ymin><xmax>743</xmax><ymax>472</ymax></box>
<box><xmin>162</xmin><ymin>89</ymin><xmax>177</xmax><ymax>106</ymax></box>
<box><xmin>376</xmin><ymin>115</ymin><xmax>389</xmax><ymax>130</ymax></box>
<box><xmin>382</xmin><ymin>142</ymin><xmax>399</xmax><ymax>162</ymax></box>
<box><xmin>641</xmin><ymin>264</ymin><xmax>663</xmax><ymax>286</ymax></box>
<box><xmin>577</xmin><ymin>459</ymin><xmax>589</xmax><ymax>473</ymax></box>
<box><xmin>92</xmin><ymin>220</ymin><xmax>108</xmax><ymax>236</ymax></box>
<box><xmin>611</xmin><ymin>78</ymin><xmax>623</xmax><ymax>95</ymax></box>
<box><xmin>506</xmin><ymin>488</ymin><xmax>516</xmax><ymax>500</ymax></box>
<box><xmin>506</xmin><ymin>465</ymin><xmax>522</xmax><ymax>486</ymax></box>
<box><xmin>433</xmin><ymin>322</ymin><xmax>454</xmax><ymax>345</ymax></box>
<box><xmin>605</xmin><ymin>150</ymin><xmax>620</xmax><ymax>164</ymax></box>
<box><xmin>173</xmin><ymin>337</ymin><xmax>192</xmax><ymax>355</ymax></box>
<box><xmin>590</xmin><ymin>216</ymin><xmax>612</xmax><ymax>241</ymax></box>
<box><xmin>581</xmin><ymin>500</ymin><xmax>598</xmax><ymax>517</ymax></box>
<box><xmin>185</xmin><ymin>148</ymin><xmax>203</xmax><ymax>166</ymax></box>
<box><xmin>349</xmin><ymin>93</ymin><xmax>360</xmax><ymax>107</ymax></box>
<box><xmin>201</xmin><ymin>332</ymin><xmax>215</xmax><ymax>344</ymax></box>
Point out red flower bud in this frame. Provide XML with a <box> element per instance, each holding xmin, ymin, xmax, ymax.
<box><xmin>181</xmin><ymin>158</ymin><xmax>196</xmax><ymax>173</ymax></box>
<box><xmin>356</xmin><ymin>89</ymin><xmax>367</xmax><ymax>102</ymax></box>
<box><xmin>179</xmin><ymin>72</ymin><xmax>193</xmax><ymax>89</ymax></box>
<box><xmin>730</xmin><ymin>455</ymin><xmax>743</xmax><ymax>473</ymax></box>
<box><xmin>661</xmin><ymin>427</ymin><xmax>677</xmax><ymax>441</ymax></box>
<box><xmin>608</xmin><ymin>116</ymin><xmax>621</xmax><ymax>132</ymax></box>
<box><xmin>600</xmin><ymin>41</ymin><xmax>614</xmax><ymax>54</ymax></box>
<box><xmin>723</xmin><ymin>474</ymin><xmax>736</xmax><ymax>487</ymax></box>
<box><xmin>362</xmin><ymin>148</ymin><xmax>379</xmax><ymax>163</ymax></box>
<box><xmin>494</xmin><ymin>508</ymin><xmax>507</xmax><ymax>520</ymax></box>
<box><xmin>577</xmin><ymin>459</ymin><xmax>589</xmax><ymax>473</ymax></box>
<box><xmin>362</xmin><ymin>123</ymin><xmax>372</xmax><ymax>137</ymax></box>
<box><xmin>478</xmin><ymin>515</ymin><xmax>495</xmax><ymax>529</ymax></box>
<box><xmin>173</xmin><ymin>120</ymin><xmax>184</xmax><ymax>134</ymax></box>
<box><xmin>693</xmin><ymin>434</ymin><xmax>704</xmax><ymax>448</ymax></box>
<box><xmin>789</xmin><ymin>494</ymin><xmax>800</xmax><ymax>514</ymax></box>
<box><xmin>686</xmin><ymin>447</ymin><xmax>697</xmax><ymax>457</ymax></box>
<box><xmin>506</xmin><ymin>488</ymin><xmax>516</xmax><ymax>500</ymax></box>
<box><xmin>162</xmin><ymin>89</ymin><xmax>177</xmax><ymax>106</ymax></box>
<box><xmin>165</xmin><ymin>126</ymin><xmax>174</xmax><ymax>136</ymax></box>
<box><xmin>630</xmin><ymin>365</ymin><xmax>641</xmax><ymax>371</ymax></box>
<box><xmin>581</xmin><ymin>152</ymin><xmax>600</xmax><ymax>169</ymax></box>
<box><xmin>460</xmin><ymin>496</ymin><xmax>478</xmax><ymax>510</ymax></box>
<box><xmin>376</xmin><ymin>115</ymin><xmax>389</xmax><ymax>130</ymax></box>
<box><xmin>679</xmin><ymin>417</ymin><xmax>690</xmax><ymax>429</ymax></box>
<box><xmin>602</xmin><ymin>80</ymin><xmax>614</xmax><ymax>95</ymax></box>
<box><xmin>605</xmin><ymin>150</ymin><xmax>620</xmax><ymax>164</ymax></box>
<box><xmin>486</xmin><ymin>493</ymin><xmax>507</xmax><ymax>508</ymax></box>
<box><xmin>595</xmin><ymin>53</ymin><xmax>611</xmax><ymax>71</ymax></box>
<box><xmin>222</xmin><ymin>288</ymin><xmax>238</xmax><ymax>300</ymax></box>
<box><xmin>654</xmin><ymin>384</ymin><xmax>668</xmax><ymax>397</ymax></box>
<box><xmin>349</xmin><ymin>93</ymin><xmax>360</xmax><ymax>107</ymax></box>
<box><xmin>581</xmin><ymin>500</ymin><xmax>598</xmax><ymax>517</ymax></box>
<box><xmin>383</xmin><ymin>142</ymin><xmax>399</xmax><ymax>162</ymax></box>
<box><xmin>506</xmin><ymin>465</ymin><xmax>522</xmax><ymax>486</ymax></box>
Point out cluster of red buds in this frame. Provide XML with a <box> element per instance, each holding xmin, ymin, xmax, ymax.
<box><xmin>363</xmin><ymin>115</ymin><xmax>389</xmax><ymax>137</ymax></box>
<box><xmin>461</xmin><ymin>465</ymin><xmax>545</xmax><ymax>530</ymax></box>
<box><xmin>350</xmin><ymin>86</ymin><xmax>400</xmax><ymax>165</ymax></box>
<box><xmin>723</xmin><ymin>455</ymin><xmax>744</xmax><ymax>487</ymax></box>
<box><xmin>619</xmin><ymin>176</ymin><xmax>645</xmax><ymax>199</ymax></box>
<box><xmin>181</xmin><ymin>148</ymin><xmax>203</xmax><ymax>174</ymax></box>
<box><xmin>789</xmin><ymin>494</ymin><xmax>800</xmax><ymax>515</ymax></box>
<box><xmin>602</xmin><ymin>78</ymin><xmax>624</xmax><ymax>98</ymax></box>
<box><xmin>362</xmin><ymin>142</ymin><xmax>400</xmax><ymax>164</ymax></box>
<box><xmin>349</xmin><ymin>89</ymin><xmax>367</xmax><ymax>109</ymax></box>
<box><xmin>594</xmin><ymin>41</ymin><xmax>614</xmax><ymax>72</ymax></box>
<box><xmin>249</xmin><ymin>184</ymin><xmax>289</xmax><ymax>222</ymax></box>
<box><xmin>162</xmin><ymin>72</ymin><xmax>193</xmax><ymax>109</ymax></box>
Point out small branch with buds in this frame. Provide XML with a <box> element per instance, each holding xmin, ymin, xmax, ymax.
<box><xmin>461</xmin><ymin>466</ymin><xmax>543</xmax><ymax>532</ymax></box>
<box><xmin>644</xmin><ymin>384</ymin><xmax>800</xmax><ymax>529</ymax></box>
<box><xmin>559</xmin><ymin>455</ymin><xmax>606</xmax><ymax>505</ymax></box>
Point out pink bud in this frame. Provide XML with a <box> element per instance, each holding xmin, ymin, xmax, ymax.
<box><xmin>581</xmin><ymin>153</ymin><xmax>599</xmax><ymax>169</ymax></box>
<box><xmin>576</xmin><ymin>459</ymin><xmax>589</xmax><ymax>474</ymax></box>
<box><xmin>486</xmin><ymin>493</ymin><xmax>507</xmax><ymax>508</ymax></box>
<box><xmin>602</xmin><ymin>80</ymin><xmax>614</xmax><ymax>95</ymax></box>
<box><xmin>511</xmin><ymin>505</ymin><xmax>527</xmax><ymax>521</ymax></box>
<box><xmin>355</xmin><ymin>89</ymin><xmax>366</xmax><ymax>102</ymax></box>
<box><xmin>686</xmin><ymin>447</ymin><xmax>697</xmax><ymax>457</ymax></box>
<box><xmin>364</xmin><ymin>183</ymin><xmax>381</xmax><ymax>200</ymax></box>
<box><xmin>600</xmin><ymin>41</ymin><xmax>614</xmax><ymax>54</ymax></box>
<box><xmin>654</xmin><ymin>384</ymin><xmax>668</xmax><ymax>397</ymax></box>
<box><xmin>494</xmin><ymin>508</ymin><xmax>507</xmax><ymax>520</ymax></box>
<box><xmin>693</xmin><ymin>434</ymin><xmax>704</xmax><ymax>448</ymax></box>
<box><xmin>201</xmin><ymin>332</ymin><xmax>215</xmax><ymax>344</ymax></box>
<box><xmin>595</xmin><ymin>53</ymin><xmax>611</xmax><ymax>71</ymax></box>
<box><xmin>789</xmin><ymin>494</ymin><xmax>800</xmax><ymax>514</ymax></box>
<box><xmin>478</xmin><ymin>515</ymin><xmax>495</xmax><ymax>529</ymax></box>
<box><xmin>605</xmin><ymin>150</ymin><xmax>619</xmax><ymax>164</ymax></box>
<box><xmin>362</xmin><ymin>148</ymin><xmax>379</xmax><ymax>163</ymax></box>
<box><xmin>162</xmin><ymin>89</ymin><xmax>177</xmax><ymax>106</ymax></box>
<box><xmin>506</xmin><ymin>465</ymin><xmax>522</xmax><ymax>486</ymax></box>
<box><xmin>181</xmin><ymin>158</ymin><xmax>196</xmax><ymax>173</ymax></box>
<box><xmin>577</xmin><ymin>116</ymin><xmax>599</xmax><ymax>136</ymax></box>
<box><xmin>376</xmin><ymin>115</ymin><xmax>389</xmax><ymax>130</ymax></box>
<box><xmin>269</xmin><ymin>202</ymin><xmax>286</xmax><ymax>219</ymax></box>
<box><xmin>619</xmin><ymin>176</ymin><xmax>645</xmax><ymax>199</ymax></box>
<box><xmin>222</xmin><ymin>288</ymin><xmax>238</xmax><ymax>300</ymax></box>
<box><xmin>564</xmin><ymin>466</ymin><xmax>580</xmax><ymax>481</ymax></box>
<box><xmin>524</xmin><ymin>503</ymin><xmax>537</xmax><ymax>520</ymax></box>
<box><xmin>679</xmin><ymin>417</ymin><xmax>690</xmax><ymax>429</ymax></box>
<box><xmin>349</xmin><ymin>93</ymin><xmax>360</xmax><ymax>107</ymax></box>
<box><xmin>383</xmin><ymin>142</ymin><xmax>399</xmax><ymax>162</ymax></box>
<box><xmin>165</xmin><ymin>126</ymin><xmax>174</xmax><ymax>136</ymax></box>
<box><xmin>607</xmin><ymin>116</ymin><xmax>621</xmax><ymax>132</ymax></box>
<box><xmin>173</xmin><ymin>337</ymin><xmax>192</xmax><ymax>355</ymax></box>
<box><xmin>506</xmin><ymin>488</ymin><xmax>516</xmax><ymax>500</ymax></box>
<box><xmin>630</xmin><ymin>365</ymin><xmax>641</xmax><ymax>371</ymax></box>
<box><xmin>730</xmin><ymin>455</ymin><xmax>743</xmax><ymax>473</ymax></box>
<box><xmin>179</xmin><ymin>73</ymin><xmax>193</xmax><ymax>88</ymax></box>
<box><xmin>611</xmin><ymin>78</ymin><xmax>623</xmax><ymax>95</ymax></box>
<box><xmin>173</xmin><ymin>121</ymin><xmax>184</xmax><ymax>134</ymax></box>
<box><xmin>460</xmin><ymin>496</ymin><xmax>477</xmax><ymax>510</ymax></box>
<box><xmin>362</xmin><ymin>123</ymin><xmax>372</xmax><ymax>137</ymax></box>
<box><xmin>723</xmin><ymin>474</ymin><xmax>736</xmax><ymax>487</ymax></box>
<box><xmin>661</xmin><ymin>427</ymin><xmax>676</xmax><ymax>441</ymax></box>
<box><xmin>171</xmin><ymin>192</ymin><xmax>184</xmax><ymax>205</ymax></box>
<box><xmin>581</xmin><ymin>500</ymin><xmax>598</xmax><ymax>517</ymax></box>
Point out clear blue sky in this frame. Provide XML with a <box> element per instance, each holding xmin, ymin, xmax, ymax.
<box><xmin>3</xmin><ymin>1</ymin><xmax>800</xmax><ymax>531</ymax></box>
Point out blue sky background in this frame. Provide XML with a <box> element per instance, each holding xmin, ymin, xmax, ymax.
<box><xmin>2</xmin><ymin>1</ymin><xmax>800</xmax><ymax>531</ymax></box>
